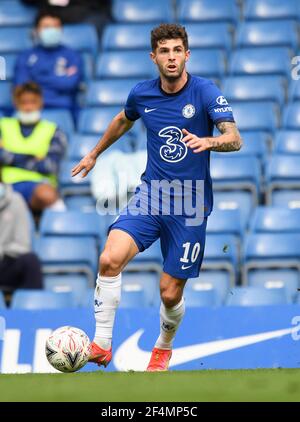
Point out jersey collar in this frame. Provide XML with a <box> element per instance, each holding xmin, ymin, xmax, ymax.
<box><xmin>159</xmin><ymin>73</ymin><xmax>191</xmax><ymax>97</ymax></box>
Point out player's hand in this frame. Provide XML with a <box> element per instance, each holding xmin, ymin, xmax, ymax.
<box><xmin>71</xmin><ymin>153</ymin><xmax>97</xmax><ymax>178</ymax></box>
<box><xmin>182</xmin><ymin>129</ymin><xmax>212</xmax><ymax>153</ymax></box>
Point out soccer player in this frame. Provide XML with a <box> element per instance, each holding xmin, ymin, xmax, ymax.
<box><xmin>72</xmin><ymin>24</ymin><xmax>242</xmax><ymax>371</ymax></box>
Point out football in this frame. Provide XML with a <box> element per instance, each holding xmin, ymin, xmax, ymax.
<box><xmin>45</xmin><ymin>326</ymin><xmax>91</xmax><ymax>373</ymax></box>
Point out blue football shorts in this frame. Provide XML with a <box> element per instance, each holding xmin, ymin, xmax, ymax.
<box><xmin>109</xmin><ymin>209</ymin><xmax>208</xmax><ymax>280</ymax></box>
<box><xmin>12</xmin><ymin>181</ymin><xmax>40</xmax><ymax>203</ymax></box>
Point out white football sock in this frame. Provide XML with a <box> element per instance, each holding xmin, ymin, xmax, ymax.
<box><xmin>155</xmin><ymin>297</ymin><xmax>185</xmax><ymax>350</ymax></box>
<box><xmin>93</xmin><ymin>273</ymin><xmax>121</xmax><ymax>350</ymax></box>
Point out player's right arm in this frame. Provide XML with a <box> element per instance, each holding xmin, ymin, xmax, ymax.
<box><xmin>71</xmin><ymin>110</ymin><xmax>134</xmax><ymax>178</ymax></box>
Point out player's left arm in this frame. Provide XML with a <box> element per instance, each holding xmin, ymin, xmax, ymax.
<box><xmin>182</xmin><ymin>121</ymin><xmax>242</xmax><ymax>153</ymax></box>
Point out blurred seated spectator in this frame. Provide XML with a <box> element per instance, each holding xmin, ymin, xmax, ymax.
<box><xmin>14</xmin><ymin>10</ymin><xmax>83</xmax><ymax>113</ymax></box>
<box><xmin>0</xmin><ymin>182</ymin><xmax>43</xmax><ymax>293</ymax></box>
<box><xmin>0</xmin><ymin>82</ymin><xmax>66</xmax><ymax>212</ymax></box>
<box><xmin>21</xmin><ymin>0</ymin><xmax>111</xmax><ymax>33</ymax></box>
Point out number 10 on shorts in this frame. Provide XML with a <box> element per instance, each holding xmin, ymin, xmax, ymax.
<box><xmin>180</xmin><ymin>242</ymin><xmax>201</xmax><ymax>267</ymax></box>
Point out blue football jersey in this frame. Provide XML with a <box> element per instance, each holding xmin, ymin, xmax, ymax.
<box><xmin>124</xmin><ymin>74</ymin><xmax>235</xmax><ymax>217</ymax></box>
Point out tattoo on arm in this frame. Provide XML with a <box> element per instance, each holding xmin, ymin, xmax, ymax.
<box><xmin>209</xmin><ymin>122</ymin><xmax>242</xmax><ymax>152</ymax></box>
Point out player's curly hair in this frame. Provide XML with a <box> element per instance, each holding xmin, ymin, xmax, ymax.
<box><xmin>151</xmin><ymin>23</ymin><xmax>189</xmax><ymax>52</ymax></box>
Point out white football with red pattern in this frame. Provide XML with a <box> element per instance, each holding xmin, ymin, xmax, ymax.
<box><xmin>45</xmin><ymin>326</ymin><xmax>91</xmax><ymax>373</ymax></box>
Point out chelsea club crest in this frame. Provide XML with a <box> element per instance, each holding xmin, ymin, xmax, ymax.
<box><xmin>182</xmin><ymin>104</ymin><xmax>195</xmax><ymax>118</ymax></box>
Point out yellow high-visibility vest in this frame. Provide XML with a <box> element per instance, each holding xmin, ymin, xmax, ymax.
<box><xmin>1</xmin><ymin>117</ymin><xmax>57</xmax><ymax>186</ymax></box>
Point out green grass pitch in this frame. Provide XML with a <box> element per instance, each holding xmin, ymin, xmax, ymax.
<box><xmin>1</xmin><ymin>369</ymin><xmax>300</xmax><ymax>401</ymax></box>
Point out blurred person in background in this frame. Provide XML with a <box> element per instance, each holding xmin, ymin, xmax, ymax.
<box><xmin>0</xmin><ymin>82</ymin><xmax>66</xmax><ymax>212</ymax></box>
<box><xmin>21</xmin><ymin>0</ymin><xmax>111</xmax><ymax>35</ymax></box>
<box><xmin>14</xmin><ymin>10</ymin><xmax>83</xmax><ymax>113</ymax></box>
<box><xmin>0</xmin><ymin>181</ymin><xmax>43</xmax><ymax>294</ymax></box>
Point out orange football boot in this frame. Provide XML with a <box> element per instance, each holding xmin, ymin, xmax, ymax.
<box><xmin>146</xmin><ymin>347</ymin><xmax>172</xmax><ymax>372</ymax></box>
<box><xmin>89</xmin><ymin>342</ymin><xmax>112</xmax><ymax>368</ymax></box>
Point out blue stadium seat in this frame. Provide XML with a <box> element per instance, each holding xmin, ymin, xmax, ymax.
<box><xmin>184</xmin><ymin>286</ymin><xmax>217</xmax><ymax>308</ymax></box>
<box><xmin>0</xmin><ymin>1</ymin><xmax>35</xmax><ymax>26</ymax></box>
<box><xmin>231</xmin><ymin>101</ymin><xmax>279</xmax><ymax>133</ymax></box>
<box><xmin>0</xmin><ymin>27</ymin><xmax>31</xmax><ymax>53</ymax></box>
<box><xmin>62</xmin><ymin>24</ymin><xmax>98</xmax><ymax>57</ymax></box>
<box><xmin>122</xmin><ymin>271</ymin><xmax>159</xmax><ymax>307</ymax></box>
<box><xmin>0</xmin><ymin>81</ymin><xmax>12</xmax><ymax>110</ymax></box>
<box><xmin>112</xmin><ymin>0</ymin><xmax>174</xmax><ymax>23</ymax></box>
<box><xmin>64</xmin><ymin>195</ymin><xmax>96</xmax><ymax>212</ymax></box>
<box><xmin>182</xmin><ymin>23</ymin><xmax>232</xmax><ymax>51</ymax></box>
<box><xmin>41</xmin><ymin>109</ymin><xmax>74</xmax><ymax>138</ymax></box>
<box><xmin>0</xmin><ymin>291</ymin><xmax>6</xmax><ymax>309</ymax></box>
<box><xmin>11</xmin><ymin>290</ymin><xmax>75</xmax><ymax>310</ymax></box>
<box><xmin>248</xmin><ymin>269</ymin><xmax>299</xmax><ymax>302</ymax></box>
<box><xmin>120</xmin><ymin>285</ymin><xmax>148</xmax><ymax>308</ymax></box>
<box><xmin>188</xmin><ymin>270</ymin><xmax>231</xmax><ymax>305</ymax></box>
<box><xmin>68</xmin><ymin>135</ymin><xmax>98</xmax><ymax>160</ymax></box>
<box><xmin>249</xmin><ymin>206</ymin><xmax>300</xmax><ymax>234</ymax></box>
<box><xmin>213</xmin><ymin>191</ymin><xmax>254</xmax><ymax>229</ymax></box>
<box><xmin>186</xmin><ymin>49</ymin><xmax>225</xmax><ymax>79</ymax></box>
<box><xmin>211</xmin><ymin>156</ymin><xmax>261</xmax><ymax>199</ymax></box>
<box><xmin>223</xmin><ymin>76</ymin><xmax>286</xmax><ymax>106</ymax></box>
<box><xmin>81</xmin><ymin>288</ymin><xmax>94</xmax><ymax>307</ymax></box>
<box><xmin>59</xmin><ymin>160</ymin><xmax>91</xmax><ymax>195</ymax></box>
<box><xmin>82</xmin><ymin>52</ymin><xmax>94</xmax><ymax>81</ymax></box>
<box><xmin>3</xmin><ymin>53</ymin><xmax>17</xmax><ymax>81</ymax></box>
<box><xmin>68</xmin><ymin>134</ymin><xmax>134</xmax><ymax>160</ymax></box>
<box><xmin>236</xmin><ymin>20</ymin><xmax>298</xmax><ymax>50</ymax></box>
<box><xmin>128</xmin><ymin>240</ymin><xmax>162</xmax><ymax>274</ymax></box>
<box><xmin>78</xmin><ymin>107</ymin><xmax>120</xmax><ymax>135</ymax></box>
<box><xmin>96</xmin><ymin>51</ymin><xmax>156</xmax><ymax>79</ymax></box>
<box><xmin>78</xmin><ymin>107</ymin><xmax>140</xmax><ymax>138</ymax></box>
<box><xmin>86</xmin><ymin>79</ymin><xmax>140</xmax><ymax>107</ymax></box>
<box><xmin>178</xmin><ymin>0</ymin><xmax>239</xmax><ymax>24</ymax></box>
<box><xmin>102</xmin><ymin>24</ymin><xmax>153</xmax><ymax>51</ymax></box>
<box><xmin>244</xmin><ymin>233</ymin><xmax>300</xmax><ymax>279</ymax></box>
<box><xmin>244</xmin><ymin>0</ymin><xmax>299</xmax><ymax>20</ymax></box>
<box><xmin>229</xmin><ymin>47</ymin><xmax>291</xmax><ymax>77</ymax></box>
<box><xmin>289</xmin><ymin>80</ymin><xmax>300</xmax><ymax>102</ymax></box>
<box><xmin>226</xmin><ymin>286</ymin><xmax>288</xmax><ymax>306</ymax></box>
<box><xmin>274</xmin><ymin>130</ymin><xmax>300</xmax><ymax>154</ymax></box>
<box><xmin>233</xmin><ymin>131</ymin><xmax>269</xmax><ymax>159</ymax></box>
<box><xmin>203</xmin><ymin>234</ymin><xmax>238</xmax><ymax>286</ymax></box>
<box><xmin>40</xmin><ymin>210</ymin><xmax>104</xmax><ymax>245</ymax></box>
<box><xmin>271</xmin><ymin>190</ymin><xmax>300</xmax><ymax>209</ymax></box>
<box><xmin>283</xmin><ymin>103</ymin><xmax>300</xmax><ymax>130</ymax></box>
<box><xmin>206</xmin><ymin>209</ymin><xmax>243</xmax><ymax>239</ymax></box>
<box><xmin>44</xmin><ymin>274</ymin><xmax>89</xmax><ymax>307</ymax></box>
<box><xmin>265</xmin><ymin>155</ymin><xmax>300</xmax><ymax>204</ymax></box>
<box><xmin>35</xmin><ymin>236</ymin><xmax>98</xmax><ymax>285</ymax></box>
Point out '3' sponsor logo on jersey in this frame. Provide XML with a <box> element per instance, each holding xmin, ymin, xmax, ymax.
<box><xmin>159</xmin><ymin>126</ymin><xmax>187</xmax><ymax>163</ymax></box>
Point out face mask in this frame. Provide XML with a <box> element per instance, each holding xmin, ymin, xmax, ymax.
<box><xmin>39</xmin><ymin>27</ymin><xmax>62</xmax><ymax>48</ymax></box>
<box><xmin>16</xmin><ymin>110</ymin><xmax>41</xmax><ymax>125</ymax></box>
<box><xmin>0</xmin><ymin>184</ymin><xmax>6</xmax><ymax>199</ymax></box>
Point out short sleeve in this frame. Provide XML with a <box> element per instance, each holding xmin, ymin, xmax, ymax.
<box><xmin>202</xmin><ymin>81</ymin><xmax>235</xmax><ymax>125</ymax></box>
<box><xmin>124</xmin><ymin>86</ymin><xmax>140</xmax><ymax>121</ymax></box>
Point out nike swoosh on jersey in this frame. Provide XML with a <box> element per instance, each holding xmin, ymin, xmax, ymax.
<box><xmin>144</xmin><ymin>108</ymin><xmax>157</xmax><ymax>113</ymax></box>
<box><xmin>113</xmin><ymin>326</ymin><xmax>297</xmax><ymax>371</ymax></box>
<box><xmin>181</xmin><ymin>264</ymin><xmax>193</xmax><ymax>270</ymax></box>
